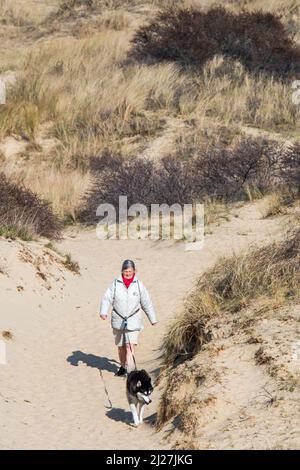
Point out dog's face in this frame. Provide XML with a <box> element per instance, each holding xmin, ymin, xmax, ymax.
<box><xmin>136</xmin><ymin>375</ymin><xmax>153</xmax><ymax>405</ymax></box>
<box><xmin>136</xmin><ymin>374</ymin><xmax>153</xmax><ymax>397</ymax></box>
<box><xmin>127</xmin><ymin>369</ymin><xmax>154</xmax><ymax>404</ymax></box>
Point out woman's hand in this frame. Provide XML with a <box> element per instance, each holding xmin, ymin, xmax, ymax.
<box><xmin>100</xmin><ymin>315</ymin><xmax>107</xmax><ymax>320</ymax></box>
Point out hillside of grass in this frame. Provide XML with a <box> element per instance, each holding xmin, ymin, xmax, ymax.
<box><xmin>0</xmin><ymin>0</ymin><xmax>300</xmax><ymax>230</ymax></box>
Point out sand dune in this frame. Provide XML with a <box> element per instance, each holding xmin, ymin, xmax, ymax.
<box><xmin>0</xmin><ymin>199</ymin><xmax>287</xmax><ymax>449</ymax></box>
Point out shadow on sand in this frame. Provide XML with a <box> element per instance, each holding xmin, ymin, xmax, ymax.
<box><xmin>67</xmin><ymin>352</ymin><xmax>158</xmax><ymax>427</ymax></box>
<box><xmin>106</xmin><ymin>407</ymin><xmax>133</xmax><ymax>424</ymax></box>
<box><xmin>106</xmin><ymin>408</ymin><xmax>157</xmax><ymax>427</ymax></box>
<box><xmin>67</xmin><ymin>350</ymin><xmax>119</xmax><ymax>374</ymax></box>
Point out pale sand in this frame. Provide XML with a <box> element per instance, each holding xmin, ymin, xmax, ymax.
<box><xmin>0</xmin><ymin>200</ymin><xmax>287</xmax><ymax>449</ymax></box>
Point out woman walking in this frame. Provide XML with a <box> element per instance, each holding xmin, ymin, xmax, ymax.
<box><xmin>99</xmin><ymin>259</ymin><xmax>158</xmax><ymax>376</ymax></box>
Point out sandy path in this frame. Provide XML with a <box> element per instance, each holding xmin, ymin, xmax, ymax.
<box><xmin>0</xmin><ymin>200</ymin><xmax>287</xmax><ymax>449</ymax></box>
<box><xmin>141</xmin><ymin>117</ymin><xmax>189</xmax><ymax>161</ymax></box>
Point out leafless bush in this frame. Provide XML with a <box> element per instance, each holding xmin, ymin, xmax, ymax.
<box><xmin>79</xmin><ymin>138</ymin><xmax>299</xmax><ymax>223</ymax></box>
<box><xmin>79</xmin><ymin>156</ymin><xmax>157</xmax><ymax>222</ymax></box>
<box><xmin>0</xmin><ymin>173</ymin><xmax>61</xmax><ymax>239</ymax></box>
<box><xmin>131</xmin><ymin>6</ymin><xmax>300</xmax><ymax>76</ymax></box>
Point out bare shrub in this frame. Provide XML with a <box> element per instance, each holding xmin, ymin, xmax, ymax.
<box><xmin>79</xmin><ymin>138</ymin><xmax>300</xmax><ymax>223</ymax></box>
<box><xmin>131</xmin><ymin>6</ymin><xmax>300</xmax><ymax>76</ymax></box>
<box><xmin>274</xmin><ymin>143</ymin><xmax>300</xmax><ymax>190</ymax></box>
<box><xmin>79</xmin><ymin>156</ymin><xmax>157</xmax><ymax>222</ymax></box>
<box><xmin>0</xmin><ymin>173</ymin><xmax>61</xmax><ymax>239</ymax></box>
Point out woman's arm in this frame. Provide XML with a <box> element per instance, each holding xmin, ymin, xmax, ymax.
<box><xmin>139</xmin><ymin>281</ymin><xmax>158</xmax><ymax>325</ymax></box>
<box><xmin>99</xmin><ymin>281</ymin><xmax>115</xmax><ymax>319</ymax></box>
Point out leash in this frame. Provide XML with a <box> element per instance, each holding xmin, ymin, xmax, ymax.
<box><xmin>99</xmin><ymin>368</ymin><xmax>113</xmax><ymax>409</ymax></box>
<box><xmin>125</xmin><ymin>330</ymin><xmax>138</xmax><ymax>371</ymax></box>
<box><xmin>98</xmin><ymin>279</ymin><xmax>141</xmax><ymax>407</ymax></box>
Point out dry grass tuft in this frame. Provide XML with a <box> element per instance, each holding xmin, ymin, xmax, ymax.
<box><xmin>0</xmin><ymin>0</ymin><xmax>36</xmax><ymax>27</ymax></box>
<box><xmin>2</xmin><ymin>330</ymin><xmax>13</xmax><ymax>340</ymax></box>
<box><xmin>261</xmin><ymin>192</ymin><xmax>288</xmax><ymax>218</ymax></box>
<box><xmin>7</xmin><ymin>165</ymin><xmax>92</xmax><ymax>223</ymax></box>
<box><xmin>157</xmin><ymin>361</ymin><xmax>200</xmax><ymax>428</ymax></box>
<box><xmin>62</xmin><ymin>253</ymin><xmax>80</xmax><ymax>274</ymax></box>
<box><xmin>195</xmin><ymin>56</ymin><xmax>300</xmax><ymax>131</ymax></box>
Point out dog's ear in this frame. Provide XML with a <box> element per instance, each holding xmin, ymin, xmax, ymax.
<box><xmin>140</xmin><ymin>369</ymin><xmax>150</xmax><ymax>380</ymax></box>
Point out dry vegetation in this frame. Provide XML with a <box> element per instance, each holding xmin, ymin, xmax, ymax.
<box><xmin>2</xmin><ymin>330</ymin><xmax>13</xmax><ymax>340</ymax></box>
<box><xmin>158</xmin><ymin>224</ymin><xmax>300</xmax><ymax>435</ymax></box>
<box><xmin>162</xmin><ymin>226</ymin><xmax>300</xmax><ymax>367</ymax></box>
<box><xmin>0</xmin><ymin>172</ymin><xmax>61</xmax><ymax>239</ymax></box>
<box><xmin>1</xmin><ymin>0</ymin><xmax>300</xmax><ymax>449</ymax></box>
<box><xmin>0</xmin><ymin>0</ymin><xmax>300</xmax><ymax>233</ymax></box>
<box><xmin>131</xmin><ymin>6</ymin><xmax>300</xmax><ymax>75</ymax></box>
<box><xmin>80</xmin><ymin>138</ymin><xmax>299</xmax><ymax>223</ymax></box>
<box><xmin>228</xmin><ymin>0</ymin><xmax>300</xmax><ymax>45</ymax></box>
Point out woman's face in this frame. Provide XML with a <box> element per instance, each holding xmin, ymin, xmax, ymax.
<box><xmin>122</xmin><ymin>267</ymin><xmax>135</xmax><ymax>279</ymax></box>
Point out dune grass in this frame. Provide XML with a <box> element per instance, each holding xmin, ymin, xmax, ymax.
<box><xmin>8</xmin><ymin>165</ymin><xmax>92</xmax><ymax>222</ymax></box>
<box><xmin>0</xmin><ymin>224</ymin><xmax>34</xmax><ymax>241</ymax></box>
<box><xmin>195</xmin><ymin>56</ymin><xmax>300</xmax><ymax>131</ymax></box>
<box><xmin>162</xmin><ymin>227</ymin><xmax>300</xmax><ymax>367</ymax></box>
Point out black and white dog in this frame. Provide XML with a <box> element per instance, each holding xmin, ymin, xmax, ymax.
<box><xmin>126</xmin><ymin>369</ymin><xmax>153</xmax><ymax>427</ymax></box>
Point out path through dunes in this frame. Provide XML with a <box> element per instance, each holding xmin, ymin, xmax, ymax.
<box><xmin>0</xmin><ymin>200</ymin><xmax>287</xmax><ymax>449</ymax></box>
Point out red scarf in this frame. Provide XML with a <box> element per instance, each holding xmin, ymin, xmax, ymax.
<box><xmin>122</xmin><ymin>274</ymin><xmax>135</xmax><ymax>289</ymax></box>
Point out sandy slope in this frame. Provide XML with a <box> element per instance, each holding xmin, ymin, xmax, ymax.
<box><xmin>0</xmin><ymin>199</ymin><xmax>287</xmax><ymax>449</ymax></box>
<box><xmin>165</xmin><ymin>300</ymin><xmax>300</xmax><ymax>450</ymax></box>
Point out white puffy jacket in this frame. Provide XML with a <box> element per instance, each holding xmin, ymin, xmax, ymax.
<box><xmin>100</xmin><ymin>275</ymin><xmax>157</xmax><ymax>331</ymax></box>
